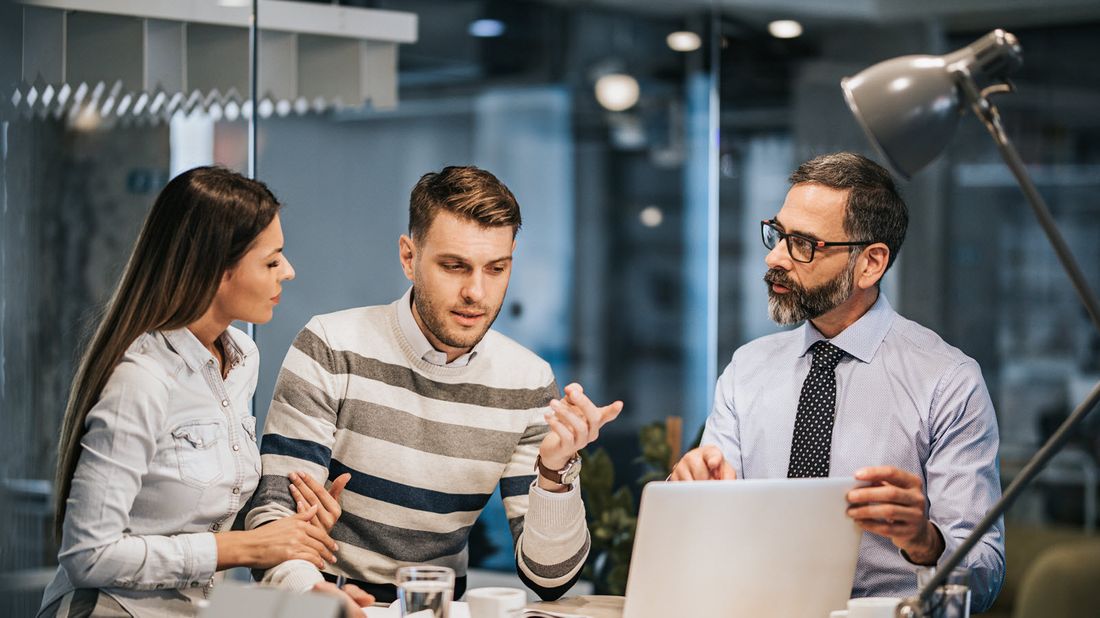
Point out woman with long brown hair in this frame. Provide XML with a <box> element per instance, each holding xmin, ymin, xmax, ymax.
<box><xmin>38</xmin><ymin>167</ymin><xmax>341</xmax><ymax>617</ymax></box>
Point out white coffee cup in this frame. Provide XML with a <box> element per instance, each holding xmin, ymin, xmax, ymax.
<box><xmin>466</xmin><ymin>587</ymin><xmax>526</xmax><ymax>618</ymax></box>
<box><xmin>847</xmin><ymin>597</ymin><xmax>901</xmax><ymax>618</ymax></box>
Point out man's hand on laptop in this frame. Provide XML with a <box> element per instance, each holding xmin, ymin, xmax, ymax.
<box><xmin>846</xmin><ymin>466</ymin><xmax>945</xmax><ymax>565</ymax></box>
<box><xmin>669</xmin><ymin>446</ymin><xmax>737</xmax><ymax>481</ymax></box>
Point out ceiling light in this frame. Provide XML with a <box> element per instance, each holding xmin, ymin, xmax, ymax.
<box><xmin>666</xmin><ymin>31</ymin><xmax>701</xmax><ymax>52</ymax></box>
<box><xmin>768</xmin><ymin>20</ymin><xmax>803</xmax><ymax>39</ymax></box>
<box><xmin>469</xmin><ymin>19</ymin><xmax>505</xmax><ymax>38</ymax></box>
<box><xmin>640</xmin><ymin>206</ymin><xmax>664</xmax><ymax>228</ymax></box>
<box><xmin>595</xmin><ymin>73</ymin><xmax>640</xmax><ymax>112</ymax></box>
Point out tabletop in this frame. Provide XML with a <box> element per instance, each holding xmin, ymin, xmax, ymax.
<box><xmin>528</xmin><ymin>595</ymin><xmax>624</xmax><ymax>618</ymax></box>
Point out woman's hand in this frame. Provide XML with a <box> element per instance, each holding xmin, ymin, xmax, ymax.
<box><xmin>291</xmin><ymin>472</ymin><xmax>350</xmax><ymax>532</ymax></box>
<box><xmin>216</xmin><ymin>505</ymin><xmax>340</xmax><ymax>570</ymax></box>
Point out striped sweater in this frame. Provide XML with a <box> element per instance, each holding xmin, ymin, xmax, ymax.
<box><xmin>246</xmin><ymin>297</ymin><xmax>589</xmax><ymax>600</ymax></box>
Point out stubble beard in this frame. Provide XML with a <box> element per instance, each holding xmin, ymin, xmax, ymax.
<box><xmin>412</xmin><ymin>283</ymin><xmax>502</xmax><ymax>351</ymax></box>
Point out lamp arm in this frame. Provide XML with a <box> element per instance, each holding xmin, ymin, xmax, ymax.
<box><xmin>957</xmin><ymin>72</ymin><xmax>1100</xmax><ymax>334</ymax></box>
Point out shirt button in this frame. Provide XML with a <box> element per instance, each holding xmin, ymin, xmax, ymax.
<box><xmin>221</xmin><ymin>399</ymin><xmax>229</xmax><ymax>407</ymax></box>
<box><xmin>232</xmin><ymin>443</ymin><xmax>240</xmax><ymax>452</ymax></box>
<box><xmin>232</xmin><ymin>487</ymin><xmax>240</xmax><ymax>495</ymax></box>
<box><xmin>211</xmin><ymin>522</ymin><xmax>221</xmax><ymax>531</ymax></box>
<box><xmin>208</xmin><ymin>359</ymin><xmax>215</xmax><ymax>366</ymax></box>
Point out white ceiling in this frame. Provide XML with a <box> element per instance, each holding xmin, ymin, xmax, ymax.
<box><xmin>571</xmin><ymin>0</ymin><xmax>1100</xmax><ymax>30</ymax></box>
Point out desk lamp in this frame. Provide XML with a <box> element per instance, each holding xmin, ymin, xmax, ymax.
<box><xmin>841</xmin><ymin>29</ymin><xmax>1100</xmax><ymax>617</ymax></box>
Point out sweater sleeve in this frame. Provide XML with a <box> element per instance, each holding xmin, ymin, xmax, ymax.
<box><xmin>502</xmin><ymin>377</ymin><xmax>590</xmax><ymax>601</ymax></box>
<box><xmin>246</xmin><ymin>318</ymin><xmax>343</xmax><ymax>589</ymax></box>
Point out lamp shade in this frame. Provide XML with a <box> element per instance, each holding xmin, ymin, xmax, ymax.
<box><xmin>842</xmin><ymin>30</ymin><xmax>1023</xmax><ymax>180</ymax></box>
<box><xmin>841</xmin><ymin>55</ymin><xmax>962</xmax><ymax>180</ymax></box>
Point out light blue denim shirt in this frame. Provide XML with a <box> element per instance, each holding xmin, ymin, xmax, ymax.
<box><xmin>702</xmin><ymin>293</ymin><xmax>1005</xmax><ymax>612</ymax></box>
<box><xmin>40</xmin><ymin>326</ymin><xmax>262</xmax><ymax>617</ymax></box>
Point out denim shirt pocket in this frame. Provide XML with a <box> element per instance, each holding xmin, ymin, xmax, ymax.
<box><xmin>171</xmin><ymin>420</ymin><xmax>225</xmax><ymax>487</ymax></box>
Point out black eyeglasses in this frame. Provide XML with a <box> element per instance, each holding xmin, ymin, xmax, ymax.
<box><xmin>761</xmin><ymin>219</ymin><xmax>874</xmax><ymax>263</ymax></box>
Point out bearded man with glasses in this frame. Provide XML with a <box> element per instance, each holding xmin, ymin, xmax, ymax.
<box><xmin>670</xmin><ymin>152</ymin><xmax>1005</xmax><ymax>611</ymax></box>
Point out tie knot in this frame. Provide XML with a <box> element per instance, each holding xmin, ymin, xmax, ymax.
<box><xmin>810</xmin><ymin>340</ymin><xmax>845</xmax><ymax>370</ymax></box>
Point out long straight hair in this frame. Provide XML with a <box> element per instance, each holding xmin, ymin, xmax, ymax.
<box><xmin>54</xmin><ymin>166</ymin><xmax>281</xmax><ymax>541</ymax></box>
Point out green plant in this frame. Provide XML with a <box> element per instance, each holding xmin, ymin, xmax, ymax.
<box><xmin>579</xmin><ymin>420</ymin><xmax>678</xmax><ymax>595</ymax></box>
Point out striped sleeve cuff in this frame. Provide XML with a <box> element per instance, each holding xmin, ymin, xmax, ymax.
<box><xmin>516</xmin><ymin>480</ymin><xmax>588</xmax><ymax>592</ymax></box>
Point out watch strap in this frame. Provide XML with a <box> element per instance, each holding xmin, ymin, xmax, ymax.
<box><xmin>535</xmin><ymin>454</ymin><xmax>576</xmax><ymax>485</ymax></box>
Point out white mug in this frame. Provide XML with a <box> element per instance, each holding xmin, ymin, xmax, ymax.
<box><xmin>847</xmin><ymin>597</ymin><xmax>901</xmax><ymax>618</ymax></box>
<box><xmin>466</xmin><ymin>587</ymin><xmax>526</xmax><ymax>618</ymax></box>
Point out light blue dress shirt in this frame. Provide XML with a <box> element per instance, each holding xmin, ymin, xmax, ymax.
<box><xmin>40</xmin><ymin>327</ymin><xmax>261</xmax><ymax>617</ymax></box>
<box><xmin>702</xmin><ymin>293</ymin><xmax>1005</xmax><ymax>612</ymax></box>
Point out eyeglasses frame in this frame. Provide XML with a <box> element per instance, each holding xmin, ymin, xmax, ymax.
<box><xmin>760</xmin><ymin>219</ymin><xmax>875</xmax><ymax>263</ymax></box>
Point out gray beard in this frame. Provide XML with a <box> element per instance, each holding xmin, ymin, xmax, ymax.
<box><xmin>766</xmin><ymin>259</ymin><xmax>856</xmax><ymax>326</ymax></box>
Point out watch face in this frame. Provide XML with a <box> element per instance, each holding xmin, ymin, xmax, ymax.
<box><xmin>561</xmin><ymin>457</ymin><xmax>582</xmax><ymax>484</ymax></box>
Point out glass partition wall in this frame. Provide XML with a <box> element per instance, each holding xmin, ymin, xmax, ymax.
<box><xmin>4</xmin><ymin>0</ymin><xmax>1100</xmax><ymax>614</ymax></box>
<box><xmin>0</xmin><ymin>0</ymin><xmax>720</xmax><ymax>608</ymax></box>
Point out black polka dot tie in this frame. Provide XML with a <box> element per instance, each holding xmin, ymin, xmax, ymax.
<box><xmin>787</xmin><ymin>341</ymin><xmax>846</xmax><ymax>478</ymax></box>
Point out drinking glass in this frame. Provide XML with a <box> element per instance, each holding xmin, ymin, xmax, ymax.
<box><xmin>396</xmin><ymin>565</ymin><xmax>455</xmax><ymax>618</ymax></box>
<box><xmin>915</xmin><ymin>566</ymin><xmax>971</xmax><ymax>618</ymax></box>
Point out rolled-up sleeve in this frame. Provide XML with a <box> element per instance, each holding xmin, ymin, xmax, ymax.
<box><xmin>58</xmin><ymin>361</ymin><xmax>219</xmax><ymax>590</ymax></box>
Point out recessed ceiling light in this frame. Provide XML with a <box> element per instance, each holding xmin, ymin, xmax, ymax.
<box><xmin>768</xmin><ymin>20</ymin><xmax>803</xmax><ymax>39</ymax></box>
<box><xmin>666</xmin><ymin>31</ymin><xmax>702</xmax><ymax>52</ymax></box>
<box><xmin>595</xmin><ymin>73</ymin><xmax>640</xmax><ymax>112</ymax></box>
<box><xmin>469</xmin><ymin>19</ymin><xmax>506</xmax><ymax>38</ymax></box>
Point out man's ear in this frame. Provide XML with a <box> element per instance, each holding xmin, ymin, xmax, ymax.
<box><xmin>857</xmin><ymin>243</ymin><xmax>890</xmax><ymax>290</ymax></box>
<box><xmin>398</xmin><ymin>234</ymin><xmax>416</xmax><ymax>282</ymax></box>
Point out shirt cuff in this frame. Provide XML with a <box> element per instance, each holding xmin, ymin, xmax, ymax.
<box><xmin>183</xmin><ymin>532</ymin><xmax>219</xmax><ymax>586</ymax></box>
<box><xmin>525</xmin><ymin>480</ymin><xmax>584</xmax><ymax>533</ymax></box>
<box><xmin>899</xmin><ymin>520</ymin><xmax>954</xmax><ymax>567</ymax></box>
<box><xmin>263</xmin><ymin>559</ymin><xmax>325</xmax><ymax>593</ymax></box>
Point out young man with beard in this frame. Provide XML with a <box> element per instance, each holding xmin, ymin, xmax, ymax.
<box><xmin>670</xmin><ymin>153</ymin><xmax>1005</xmax><ymax>612</ymax></box>
<box><xmin>247</xmin><ymin>166</ymin><xmax>622</xmax><ymax>606</ymax></box>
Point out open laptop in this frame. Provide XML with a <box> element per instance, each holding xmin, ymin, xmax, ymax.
<box><xmin>622</xmin><ymin>478</ymin><xmax>862</xmax><ymax>618</ymax></box>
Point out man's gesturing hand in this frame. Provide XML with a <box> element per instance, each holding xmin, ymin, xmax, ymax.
<box><xmin>538</xmin><ymin>382</ymin><xmax>623</xmax><ymax>470</ymax></box>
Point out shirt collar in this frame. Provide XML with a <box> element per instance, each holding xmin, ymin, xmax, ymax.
<box><xmin>797</xmin><ymin>291</ymin><xmax>897</xmax><ymax>363</ymax></box>
<box><xmin>162</xmin><ymin>327</ymin><xmax>248</xmax><ymax>373</ymax></box>
<box><xmin>396</xmin><ymin>286</ymin><xmax>481</xmax><ymax>367</ymax></box>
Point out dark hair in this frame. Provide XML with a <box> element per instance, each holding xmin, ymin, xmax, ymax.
<box><xmin>408</xmin><ymin>166</ymin><xmax>521</xmax><ymax>240</ymax></box>
<box><xmin>789</xmin><ymin>152</ymin><xmax>908</xmax><ymax>273</ymax></box>
<box><xmin>54</xmin><ymin>166</ymin><xmax>281</xmax><ymax>541</ymax></box>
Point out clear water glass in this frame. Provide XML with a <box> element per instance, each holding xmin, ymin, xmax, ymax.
<box><xmin>396</xmin><ymin>565</ymin><xmax>455</xmax><ymax>618</ymax></box>
<box><xmin>915</xmin><ymin>566</ymin><xmax>971</xmax><ymax>618</ymax></box>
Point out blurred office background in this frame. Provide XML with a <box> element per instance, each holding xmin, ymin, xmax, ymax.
<box><xmin>3</xmin><ymin>0</ymin><xmax>1100</xmax><ymax>615</ymax></box>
